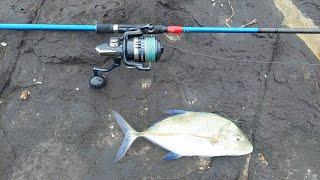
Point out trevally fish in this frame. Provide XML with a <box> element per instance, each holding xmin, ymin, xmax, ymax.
<box><xmin>113</xmin><ymin>110</ymin><xmax>253</xmax><ymax>162</ymax></box>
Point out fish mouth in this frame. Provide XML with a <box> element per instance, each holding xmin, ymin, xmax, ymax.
<box><xmin>241</xmin><ymin>142</ymin><xmax>253</xmax><ymax>154</ymax></box>
<box><xmin>236</xmin><ymin>141</ymin><xmax>253</xmax><ymax>155</ymax></box>
<box><xmin>228</xmin><ymin>142</ymin><xmax>253</xmax><ymax>156</ymax></box>
<box><xmin>245</xmin><ymin>144</ymin><xmax>253</xmax><ymax>154</ymax></box>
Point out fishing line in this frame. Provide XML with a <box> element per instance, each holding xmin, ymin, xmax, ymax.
<box><xmin>163</xmin><ymin>42</ymin><xmax>320</xmax><ymax>66</ymax></box>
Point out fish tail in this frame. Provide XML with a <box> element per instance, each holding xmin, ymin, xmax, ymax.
<box><xmin>112</xmin><ymin>110</ymin><xmax>140</xmax><ymax>162</ymax></box>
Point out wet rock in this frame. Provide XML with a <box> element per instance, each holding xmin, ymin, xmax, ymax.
<box><xmin>0</xmin><ymin>0</ymin><xmax>319</xmax><ymax>179</ymax></box>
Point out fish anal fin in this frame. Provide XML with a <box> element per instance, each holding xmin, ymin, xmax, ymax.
<box><xmin>164</xmin><ymin>109</ymin><xmax>187</xmax><ymax>115</ymax></box>
<box><xmin>163</xmin><ymin>152</ymin><xmax>183</xmax><ymax>160</ymax></box>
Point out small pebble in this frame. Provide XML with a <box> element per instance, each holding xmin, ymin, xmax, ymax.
<box><xmin>20</xmin><ymin>90</ymin><xmax>30</xmax><ymax>100</ymax></box>
<box><xmin>145</xmin><ymin>107</ymin><xmax>149</xmax><ymax>111</ymax></box>
<box><xmin>188</xmin><ymin>98</ymin><xmax>197</xmax><ymax>105</ymax></box>
<box><xmin>1</xmin><ymin>42</ymin><xmax>7</xmax><ymax>47</ymax></box>
<box><xmin>75</xmin><ymin>88</ymin><xmax>80</xmax><ymax>91</ymax></box>
<box><xmin>221</xmin><ymin>3</ymin><xmax>224</xmax><ymax>7</ymax></box>
<box><xmin>141</xmin><ymin>79</ymin><xmax>152</xmax><ymax>89</ymax></box>
<box><xmin>198</xmin><ymin>157</ymin><xmax>211</xmax><ymax>171</ymax></box>
<box><xmin>258</xmin><ymin>152</ymin><xmax>268</xmax><ymax>165</ymax></box>
<box><xmin>36</xmin><ymin>113</ymin><xmax>40</xmax><ymax>117</ymax></box>
<box><xmin>264</xmin><ymin>74</ymin><xmax>268</xmax><ymax>78</ymax></box>
<box><xmin>33</xmin><ymin>79</ymin><xmax>42</xmax><ymax>84</ymax></box>
<box><xmin>200</xmin><ymin>166</ymin><xmax>210</xmax><ymax>170</ymax></box>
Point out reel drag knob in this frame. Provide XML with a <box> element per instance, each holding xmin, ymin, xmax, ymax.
<box><xmin>89</xmin><ymin>74</ymin><xmax>107</xmax><ymax>89</ymax></box>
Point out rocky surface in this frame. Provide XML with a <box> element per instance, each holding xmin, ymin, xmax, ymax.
<box><xmin>0</xmin><ymin>0</ymin><xmax>319</xmax><ymax>179</ymax></box>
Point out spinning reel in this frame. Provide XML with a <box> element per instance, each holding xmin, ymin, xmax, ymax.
<box><xmin>89</xmin><ymin>25</ymin><xmax>164</xmax><ymax>89</ymax></box>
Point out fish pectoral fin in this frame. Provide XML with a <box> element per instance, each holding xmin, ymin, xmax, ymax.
<box><xmin>163</xmin><ymin>152</ymin><xmax>183</xmax><ymax>160</ymax></box>
<box><xmin>188</xmin><ymin>133</ymin><xmax>220</xmax><ymax>144</ymax></box>
<box><xmin>164</xmin><ymin>109</ymin><xmax>187</xmax><ymax>115</ymax></box>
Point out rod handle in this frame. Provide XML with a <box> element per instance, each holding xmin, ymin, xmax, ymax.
<box><xmin>96</xmin><ymin>24</ymin><xmax>167</xmax><ymax>34</ymax></box>
<box><xmin>259</xmin><ymin>28</ymin><xmax>320</xmax><ymax>34</ymax></box>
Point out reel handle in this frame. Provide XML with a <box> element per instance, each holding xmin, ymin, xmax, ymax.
<box><xmin>89</xmin><ymin>59</ymin><xmax>121</xmax><ymax>89</ymax></box>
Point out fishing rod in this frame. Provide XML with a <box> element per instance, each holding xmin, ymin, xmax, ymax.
<box><xmin>1</xmin><ymin>23</ymin><xmax>320</xmax><ymax>89</ymax></box>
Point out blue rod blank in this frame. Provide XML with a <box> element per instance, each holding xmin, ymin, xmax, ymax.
<box><xmin>0</xmin><ymin>24</ymin><xmax>97</xmax><ymax>32</ymax></box>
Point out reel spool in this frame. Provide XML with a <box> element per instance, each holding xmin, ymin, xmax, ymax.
<box><xmin>89</xmin><ymin>28</ymin><xmax>164</xmax><ymax>89</ymax></box>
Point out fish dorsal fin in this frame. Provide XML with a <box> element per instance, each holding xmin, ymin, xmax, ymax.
<box><xmin>163</xmin><ymin>152</ymin><xmax>183</xmax><ymax>160</ymax></box>
<box><xmin>164</xmin><ymin>109</ymin><xmax>187</xmax><ymax>115</ymax></box>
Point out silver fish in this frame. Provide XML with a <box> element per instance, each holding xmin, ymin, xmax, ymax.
<box><xmin>113</xmin><ymin>110</ymin><xmax>253</xmax><ymax>162</ymax></box>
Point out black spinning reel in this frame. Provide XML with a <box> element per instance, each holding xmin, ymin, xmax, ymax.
<box><xmin>89</xmin><ymin>25</ymin><xmax>164</xmax><ymax>89</ymax></box>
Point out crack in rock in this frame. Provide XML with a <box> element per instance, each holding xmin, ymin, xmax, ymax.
<box><xmin>251</xmin><ymin>34</ymin><xmax>280</xmax><ymax>142</ymax></box>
